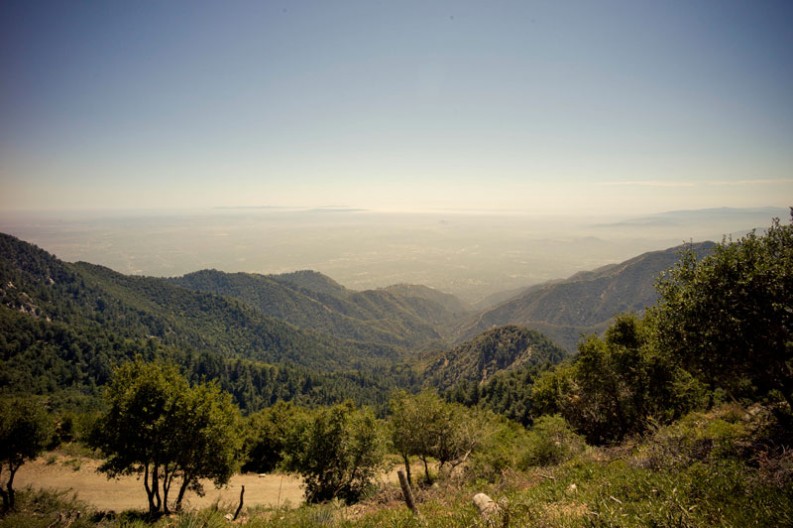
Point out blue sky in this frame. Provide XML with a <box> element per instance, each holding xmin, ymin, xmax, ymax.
<box><xmin>2</xmin><ymin>0</ymin><xmax>792</xmax><ymax>215</ymax></box>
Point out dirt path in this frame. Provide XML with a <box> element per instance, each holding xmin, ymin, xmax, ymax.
<box><xmin>14</xmin><ymin>454</ymin><xmax>305</xmax><ymax>512</ymax></box>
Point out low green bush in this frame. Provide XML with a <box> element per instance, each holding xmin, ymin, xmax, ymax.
<box><xmin>520</xmin><ymin>415</ymin><xmax>586</xmax><ymax>468</ymax></box>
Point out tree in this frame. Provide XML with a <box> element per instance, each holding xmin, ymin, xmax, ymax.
<box><xmin>243</xmin><ymin>401</ymin><xmax>309</xmax><ymax>474</ymax></box>
<box><xmin>532</xmin><ymin>314</ymin><xmax>704</xmax><ymax>444</ymax></box>
<box><xmin>90</xmin><ymin>360</ymin><xmax>243</xmax><ymax>514</ymax></box>
<box><xmin>652</xmin><ymin>212</ymin><xmax>793</xmax><ymax>407</ymax></box>
<box><xmin>284</xmin><ymin>401</ymin><xmax>383</xmax><ymax>504</ymax></box>
<box><xmin>0</xmin><ymin>396</ymin><xmax>52</xmax><ymax>511</ymax></box>
<box><xmin>390</xmin><ymin>390</ymin><xmax>450</xmax><ymax>485</ymax></box>
<box><xmin>390</xmin><ymin>390</ymin><xmax>484</xmax><ymax>484</ymax></box>
<box><xmin>169</xmin><ymin>381</ymin><xmax>244</xmax><ymax>511</ymax></box>
<box><xmin>433</xmin><ymin>401</ymin><xmax>487</xmax><ymax>479</ymax></box>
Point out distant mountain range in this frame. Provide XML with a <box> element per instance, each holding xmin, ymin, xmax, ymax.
<box><xmin>0</xmin><ymin>230</ymin><xmax>718</xmax><ymax>410</ymax></box>
<box><xmin>455</xmin><ymin>241</ymin><xmax>716</xmax><ymax>351</ymax></box>
<box><xmin>168</xmin><ymin>270</ymin><xmax>467</xmax><ymax>353</ymax></box>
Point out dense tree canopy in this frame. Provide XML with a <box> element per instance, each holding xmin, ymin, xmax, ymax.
<box><xmin>90</xmin><ymin>360</ymin><xmax>243</xmax><ymax>514</ymax></box>
<box><xmin>531</xmin><ymin>314</ymin><xmax>706</xmax><ymax>444</ymax></box>
<box><xmin>529</xmin><ymin>213</ymin><xmax>793</xmax><ymax>444</ymax></box>
<box><xmin>284</xmin><ymin>401</ymin><xmax>383</xmax><ymax>504</ymax></box>
<box><xmin>0</xmin><ymin>396</ymin><xmax>52</xmax><ymax>511</ymax></box>
<box><xmin>390</xmin><ymin>390</ymin><xmax>484</xmax><ymax>484</ymax></box>
<box><xmin>652</xmin><ymin>211</ymin><xmax>793</xmax><ymax>407</ymax></box>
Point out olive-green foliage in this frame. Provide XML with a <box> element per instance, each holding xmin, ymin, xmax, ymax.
<box><xmin>0</xmin><ymin>233</ymin><xmax>416</xmax><ymax>412</ymax></box>
<box><xmin>284</xmin><ymin>402</ymin><xmax>384</xmax><ymax>504</ymax></box>
<box><xmin>520</xmin><ymin>415</ymin><xmax>585</xmax><ymax>468</ymax></box>
<box><xmin>636</xmin><ymin>405</ymin><xmax>750</xmax><ymax>471</ymax></box>
<box><xmin>0</xmin><ymin>397</ymin><xmax>52</xmax><ymax>511</ymax></box>
<box><xmin>89</xmin><ymin>360</ymin><xmax>244</xmax><ymax>514</ymax></box>
<box><xmin>169</xmin><ymin>381</ymin><xmax>244</xmax><ymax>510</ymax></box>
<box><xmin>0</xmin><ymin>488</ymin><xmax>93</xmax><ymax>528</ymax></box>
<box><xmin>463</xmin><ymin>416</ymin><xmax>526</xmax><ymax>482</ymax></box>
<box><xmin>653</xmin><ymin>211</ymin><xmax>793</xmax><ymax>406</ymax></box>
<box><xmin>390</xmin><ymin>390</ymin><xmax>484</xmax><ymax>485</ymax></box>
<box><xmin>532</xmin><ymin>314</ymin><xmax>706</xmax><ymax>444</ymax></box>
<box><xmin>243</xmin><ymin>401</ymin><xmax>311</xmax><ymax>473</ymax></box>
<box><xmin>390</xmin><ymin>389</ymin><xmax>440</xmax><ymax>485</ymax></box>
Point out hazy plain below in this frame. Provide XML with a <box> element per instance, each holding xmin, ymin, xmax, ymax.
<box><xmin>0</xmin><ymin>207</ymin><xmax>784</xmax><ymax>304</ymax></box>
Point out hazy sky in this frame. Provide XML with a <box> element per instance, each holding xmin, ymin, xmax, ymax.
<box><xmin>2</xmin><ymin>1</ymin><xmax>792</xmax><ymax>215</ymax></box>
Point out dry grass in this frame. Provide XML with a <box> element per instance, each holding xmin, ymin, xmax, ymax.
<box><xmin>14</xmin><ymin>453</ymin><xmax>305</xmax><ymax>512</ymax></box>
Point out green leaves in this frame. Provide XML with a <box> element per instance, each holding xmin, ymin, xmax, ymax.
<box><xmin>90</xmin><ymin>359</ymin><xmax>243</xmax><ymax>513</ymax></box>
<box><xmin>0</xmin><ymin>396</ymin><xmax>52</xmax><ymax>511</ymax></box>
<box><xmin>283</xmin><ymin>401</ymin><xmax>384</xmax><ymax>504</ymax></box>
<box><xmin>532</xmin><ymin>315</ymin><xmax>702</xmax><ymax>444</ymax></box>
<box><xmin>653</xmin><ymin>212</ymin><xmax>793</xmax><ymax>406</ymax></box>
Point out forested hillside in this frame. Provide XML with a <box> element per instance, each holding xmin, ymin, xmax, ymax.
<box><xmin>423</xmin><ymin>325</ymin><xmax>568</xmax><ymax>425</ymax></box>
<box><xmin>0</xmin><ymin>233</ymin><xmax>418</xmax><ymax>410</ymax></box>
<box><xmin>457</xmin><ymin>241</ymin><xmax>716</xmax><ymax>351</ymax></box>
<box><xmin>169</xmin><ymin>269</ymin><xmax>467</xmax><ymax>352</ymax></box>
<box><xmin>0</xmin><ymin>231</ymin><xmax>722</xmax><ymax>413</ymax></box>
<box><xmin>424</xmin><ymin>325</ymin><xmax>566</xmax><ymax>391</ymax></box>
<box><xmin>1</xmin><ymin>214</ymin><xmax>792</xmax><ymax>527</ymax></box>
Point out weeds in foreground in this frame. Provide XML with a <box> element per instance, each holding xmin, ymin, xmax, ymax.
<box><xmin>3</xmin><ymin>404</ymin><xmax>791</xmax><ymax>528</ymax></box>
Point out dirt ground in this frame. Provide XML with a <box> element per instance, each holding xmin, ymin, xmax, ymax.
<box><xmin>14</xmin><ymin>454</ymin><xmax>305</xmax><ymax>512</ymax></box>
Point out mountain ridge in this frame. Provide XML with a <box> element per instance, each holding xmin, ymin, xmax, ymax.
<box><xmin>0</xmin><ymin>230</ymin><xmax>723</xmax><ymax>412</ymax></box>
<box><xmin>424</xmin><ymin>325</ymin><xmax>568</xmax><ymax>393</ymax></box>
<box><xmin>456</xmin><ymin>241</ymin><xmax>717</xmax><ymax>351</ymax></box>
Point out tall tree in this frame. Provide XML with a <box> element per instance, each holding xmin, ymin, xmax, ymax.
<box><xmin>652</xmin><ymin>212</ymin><xmax>793</xmax><ymax>407</ymax></box>
<box><xmin>284</xmin><ymin>401</ymin><xmax>383</xmax><ymax>504</ymax></box>
<box><xmin>90</xmin><ymin>360</ymin><xmax>243</xmax><ymax>514</ymax></box>
<box><xmin>390</xmin><ymin>390</ymin><xmax>446</xmax><ymax>485</ymax></box>
<box><xmin>243</xmin><ymin>401</ymin><xmax>309</xmax><ymax>474</ymax></box>
<box><xmin>390</xmin><ymin>390</ymin><xmax>483</xmax><ymax>484</ymax></box>
<box><xmin>532</xmin><ymin>314</ymin><xmax>704</xmax><ymax>444</ymax></box>
<box><xmin>169</xmin><ymin>381</ymin><xmax>244</xmax><ymax>511</ymax></box>
<box><xmin>0</xmin><ymin>397</ymin><xmax>52</xmax><ymax>511</ymax></box>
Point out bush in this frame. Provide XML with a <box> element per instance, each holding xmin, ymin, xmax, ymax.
<box><xmin>284</xmin><ymin>402</ymin><xmax>384</xmax><ymax>504</ymax></box>
<box><xmin>520</xmin><ymin>415</ymin><xmax>585</xmax><ymax>468</ymax></box>
<box><xmin>465</xmin><ymin>414</ymin><xmax>532</xmax><ymax>482</ymax></box>
<box><xmin>637</xmin><ymin>405</ymin><xmax>749</xmax><ymax>471</ymax></box>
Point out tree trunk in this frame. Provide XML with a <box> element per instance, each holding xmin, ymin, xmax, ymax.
<box><xmin>143</xmin><ymin>462</ymin><xmax>163</xmax><ymax>514</ymax></box>
<box><xmin>233</xmin><ymin>485</ymin><xmax>245</xmax><ymax>521</ymax></box>
<box><xmin>421</xmin><ymin>456</ymin><xmax>431</xmax><ymax>484</ymax></box>
<box><xmin>161</xmin><ymin>465</ymin><xmax>173</xmax><ymax>514</ymax></box>
<box><xmin>155</xmin><ymin>467</ymin><xmax>163</xmax><ymax>513</ymax></box>
<box><xmin>1</xmin><ymin>462</ymin><xmax>21</xmax><ymax>511</ymax></box>
<box><xmin>175</xmin><ymin>475</ymin><xmax>191</xmax><ymax>512</ymax></box>
<box><xmin>402</xmin><ymin>453</ymin><xmax>412</xmax><ymax>486</ymax></box>
<box><xmin>397</xmin><ymin>470</ymin><xmax>419</xmax><ymax>515</ymax></box>
<box><xmin>150</xmin><ymin>463</ymin><xmax>162</xmax><ymax>513</ymax></box>
<box><xmin>0</xmin><ymin>469</ymin><xmax>10</xmax><ymax>512</ymax></box>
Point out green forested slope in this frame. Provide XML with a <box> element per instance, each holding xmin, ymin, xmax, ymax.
<box><xmin>169</xmin><ymin>269</ymin><xmax>468</xmax><ymax>353</ymax></box>
<box><xmin>424</xmin><ymin>325</ymin><xmax>567</xmax><ymax>393</ymax></box>
<box><xmin>0</xmin><ymin>233</ymin><xmax>413</xmax><ymax>410</ymax></box>
<box><xmin>457</xmin><ymin>242</ymin><xmax>716</xmax><ymax>351</ymax></box>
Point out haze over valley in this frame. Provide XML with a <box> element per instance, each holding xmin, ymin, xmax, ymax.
<box><xmin>2</xmin><ymin>2</ymin><xmax>792</xmax><ymax>523</ymax></box>
<box><xmin>0</xmin><ymin>206</ymin><xmax>783</xmax><ymax>304</ymax></box>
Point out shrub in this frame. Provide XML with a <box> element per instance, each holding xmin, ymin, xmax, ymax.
<box><xmin>638</xmin><ymin>406</ymin><xmax>749</xmax><ymax>471</ymax></box>
<box><xmin>520</xmin><ymin>415</ymin><xmax>585</xmax><ymax>468</ymax></box>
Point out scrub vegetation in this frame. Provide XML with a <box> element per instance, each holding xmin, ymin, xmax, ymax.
<box><xmin>1</xmin><ymin>212</ymin><xmax>791</xmax><ymax>526</ymax></box>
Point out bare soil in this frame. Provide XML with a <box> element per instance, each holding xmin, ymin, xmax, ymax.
<box><xmin>14</xmin><ymin>454</ymin><xmax>305</xmax><ymax>512</ymax></box>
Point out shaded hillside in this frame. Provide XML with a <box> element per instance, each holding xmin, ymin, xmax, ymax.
<box><xmin>424</xmin><ymin>325</ymin><xmax>567</xmax><ymax>392</ymax></box>
<box><xmin>0</xmin><ymin>233</ymin><xmax>412</xmax><ymax>409</ymax></box>
<box><xmin>458</xmin><ymin>242</ymin><xmax>716</xmax><ymax>351</ymax></box>
<box><xmin>380</xmin><ymin>283</ymin><xmax>469</xmax><ymax>328</ymax></box>
<box><xmin>169</xmin><ymin>270</ymin><xmax>468</xmax><ymax>352</ymax></box>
